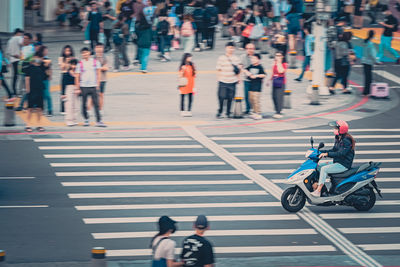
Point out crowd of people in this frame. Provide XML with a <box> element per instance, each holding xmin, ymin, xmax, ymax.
<box><xmin>0</xmin><ymin>0</ymin><xmax>399</xmax><ymax>131</ymax></box>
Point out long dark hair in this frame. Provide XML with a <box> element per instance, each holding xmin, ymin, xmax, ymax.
<box><xmin>364</xmin><ymin>30</ymin><xmax>374</xmax><ymax>43</ymax></box>
<box><xmin>179</xmin><ymin>53</ymin><xmax>195</xmax><ymax>76</ymax></box>
<box><xmin>61</xmin><ymin>45</ymin><xmax>74</xmax><ymax>59</ymax></box>
<box><xmin>340</xmin><ymin>133</ymin><xmax>356</xmax><ymax>150</ymax></box>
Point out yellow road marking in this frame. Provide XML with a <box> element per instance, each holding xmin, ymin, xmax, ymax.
<box><xmin>349</xmin><ymin>28</ymin><xmax>400</xmax><ymax>51</ymax></box>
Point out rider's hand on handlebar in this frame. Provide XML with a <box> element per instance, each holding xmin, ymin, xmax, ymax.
<box><xmin>319</xmin><ymin>152</ymin><xmax>328</xmax><ymax>159</ymax></box>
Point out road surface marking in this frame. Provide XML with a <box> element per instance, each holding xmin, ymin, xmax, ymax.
<box><xmin>39</xmin><ymin>145</ymin><xmax>203</xmax><ymax>150</ymax></box>
<box><xmin>62</xmin><ymin>180</ymin><xmax>253</xmax><ymax>187</ymax></box>
<box><xmin>380</xmin><ymin>188</ymin><xmax>400</xmax><ymax>193</ymax></box>
<box><xmin>359</xmin><ymin>244</ymin><xmax>400</xmax><ymax>251</ymax></box>
<box><xmin>68</xmin><ymin>190</ymin><xmax>266</xmax><ymax>199</ymax></box>
<box><xmin>44</xmin><ymin>153</ymin><xmax>215</xmax><ymax>158</ymax></box>
<box><xmin>339</xmin><ymin>227</ymin><xmax>400</xmax><ymax>234</ymax></box>
<box><xmin>56</xmin><ymin>170</ymin><xmax>241</xmax><ymax>177</ymax></box>
<box><xmin>51</xmin><ymin>161</ymin><xmax>226</xmax><ymax>167</ymax></box>
<box><xmin>212</xmin><ymin>135</ymin><xmax>400</xmax><ymax>140</ymax></box>
<box><xmin>83</xmin><ymin>214</ymin><xmax>299</xmax><ymax>224</ymax></box>
<box><xmin>92</xmin><ymin>229</ymin><xmax>318</xmax><ymax>239</ymax></box>
<box><xmin>374</xmin><ymin>70</ymin><xmax>400</xmax><ymax>85</ymax></box>
<box><xmin>293</xmin><ymin>129</ymin><xmax>400</xmax><ymax>133</ymax></box>
<box><xmin>0</xmin><ymin>205</ymin><xmax>49</xmax><ymax>208</ymax></box>
<box><xmin>376</xmin><ymin>200</ymin><xmax>400</xmax><ymax>205</ymax></box>
<box><xmin>320</xmin><ymin>212</ymin><xmax>400</xmax><ymax>219</ymax></box>
<box><xmin>222</xmin><ymin>142</ymin><xmax>400</xmax><ymax>148</ymax></box>
<box><xmin>246</xmin><ymin>158</ymin><xmax>400</xmax><ymax>165</ymax></box>
<box><xmin>106</xmin><ymin>245</ymin><xmax>337</xmax><ymax>257</ymax></box>
<box><xmin>182</xmin><ymin>125</ymin><xmax>382</xmax><ymax>267</ymax></box>
<box><xmin>0</xmin><ymin>177</ymin><xmax>35</xmax><ymax>180</ymax></box>
<box><xmin>75</xmin><ymin>202</ymin><xmax>281</xmax><ymax>211</ymax></box>
<box><xmin>233</xmin><ymin>150</ymin><xmax>400</xmax><ymax>156</ymax></box>
<box><xmin>273</xmin><ymin>177</ymin><xmax>400</xmax><ymax>183</ymax></box>
<box><xmin>34</xmin><ymin>137</ymin><xmax>192</xmax><ymax>142</ymax></box>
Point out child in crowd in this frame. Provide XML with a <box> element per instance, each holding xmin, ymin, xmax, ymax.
<box><xmin>25</xmin><ymin>53</ymin><xmax>46</xmax><ymax>132</ymax></box>
<box><xmin>244</xmin><ymin>54</ymin><xmax>265</xmax><ymax>120</ymax></box>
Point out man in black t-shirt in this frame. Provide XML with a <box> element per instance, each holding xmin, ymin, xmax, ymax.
<box><xmin>377</xmin><ymin>5</ymin><xmax>400</xmax><ymax>64</ymax></box>
<box><xmin>181</xmin><ymin>215</ymin><xmax>214</xmax><ymax>267</ymax></box>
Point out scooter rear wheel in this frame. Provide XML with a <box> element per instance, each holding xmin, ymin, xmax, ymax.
<box><xmin>353</xmin><ymin>187</ymin><xmax>376</xmax><ymax>211</ymax></box>
<box><xmin>281</xmin><ymin>186</ymin><xmax>306</xmax><ymax>212</ymax></box>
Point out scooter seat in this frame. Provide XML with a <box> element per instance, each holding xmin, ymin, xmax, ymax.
<box><xmin>330</xmin><ymin>167</ymin><xmax>358</xmax><ymax>179</ymax></box>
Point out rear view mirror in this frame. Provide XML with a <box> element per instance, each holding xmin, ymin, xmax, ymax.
<box><xmin>318</xmin><ymin>142</ymin><xmax>325</xmax><ymax>150</ymax></box>
<box><xmin>310</xmin><ymin>137</ymin><xmax>314</xmax><ymax>148</ymax></box>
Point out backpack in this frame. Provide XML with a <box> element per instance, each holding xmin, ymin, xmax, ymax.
<box><xmin>181</xmin><ymin>21</ymin><xmax>194</xmax><ymax>37</ymax></box>
<box><xmin>204</xmin><ymin>6</ymin><xmax>218</xmax><ymax>27</ymax></box>
<box><xmin>158</xmin><ymin>20</ymin><xmax>169</xmax><ymax>35</ymax></box>
<box><xmin>79</xmin><ymin>58</ymin><xmax>97</xmax><ymax>80</ymax></box>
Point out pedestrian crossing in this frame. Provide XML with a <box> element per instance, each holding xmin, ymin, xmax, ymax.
<box><xmin>37</xmin><ymin>128</ymin><xmax>400</xmax><ymax>263</ymax></box>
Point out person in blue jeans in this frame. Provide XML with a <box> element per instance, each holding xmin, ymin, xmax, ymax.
<box><xmin>377</xmin><ymin>6</ymin><xmax>400</xmax><ymax>64</ymax></box>
<box><xmin>38</xmin><ymin>46</ymin><xmax>53</xmax><ymax>116</ymax></box>
<box><xmin>311</xmin><ymin>120</ymin><xmax>356</xmax><ymax>197</ymax></box>
<box><xmin>136</xmin><ymin>11</ymin><xmax>152</xmax><ymax>73</ymax></box>
<box><xmin>295</xmin><ymin>24</ymin><xmax>314</xmax><ymax>82</ymax></box>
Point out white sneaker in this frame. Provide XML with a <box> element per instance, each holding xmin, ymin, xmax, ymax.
<box><xmin>180</xmin><ymin>111</ymin><xmax>186</xmax><ymax>117</ymax></box>
<box><xmin>113</xmin><ymin>69</ymin><xmax>119</xmax><ymax>73</ymax></box>
<box><xmin>194</xmin><ymin>47</ymin><xmax>201</xmax><ymax>52</ymax></box>
<box><xmin>272</xmin><ymin>113</ymin><xmax>283</xmax><ymax>119</ymax></box>
<box><xmin>254</xmin><ymin>114</ymin><xmax>262</xmax><ymax>120</ymax></box>
<box><xmin>164</xmin><ymin>54</ymin><xmax>171</xmax><ymax>61</ymax></box>
<box><xmin>185</xmin><ymin>111</ymin><xmax>192</xmax><ymax>117</ymax></box>
<box><xmin>311</xmin><ymin>190</ymin><xmax>321</xmax><ymax>197</ymax></box>
<box><xmin>84</xmin><ymin>40</ymin><xmax>90</xmax><ymax>44</ymax></box>
<box><xmin>160</xmin><ymin>58</ymin><xmax>167</xmax><ymax>62</ymax></box>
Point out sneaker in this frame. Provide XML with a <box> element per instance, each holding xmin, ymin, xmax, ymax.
<box><xmin>254</xmin><ymin>114</ymin><xmax>262</xmax><ymax>120</ymax></box>
<box><xmin>83</xmin><ymin>120</ymin><xmax>89</xmax><ymax>126</ymax></box>
<box><xmin>60</xmin><ymin>112</ymin><xmax>66</xmax><ymax>115</ymax></box>
<box><xmin>163</xmin><ymin>54</ymin><xmax>171</xmax><ymax>61</ymax></box>
<box><xmin>122</xmin><ymin>66</ymin><xmax>130</xmax><ymax>71</ymax></box>
<box><xmin>216</xmin><ymin>113</ymin><xmax>222</xmax><ymax>119</ymax></box>
<box><xmin>46</xmin><ymin>114</ymin><xmax>53</xmax><ymax>117</ymax></box>
<box><xmin>272</xmin><ymin>113</ymin><xmax>283</xmax><ymax>119</ymax></box>
<box><xmin>160</xmin><ymin>58</ymin><xmax>167</xmax><ymax>62</ymax></box>
<box><xmin>185</xmin><ymin>111</ymin><xmax>192</xmax><ymax>117</ymax></box>
<box><xmin>311</xmin><ymin>190</ymin><xmax>321</xmax><ymax>197</ymax></box>
<box><xmin>132</xmin><ymin>60</ymin><xmax>139</xmax><ymax>65</ymax></box>
<box><xmin>181</xmin><ymin>111</ymin><xmax>186</xmax><ymax>117</ymax></box>
<box><xmin>141</xmin><ymin>70</ymin><xmax>148</xmax><ymax>73</ymax></box>
<box><xmin>113</xmin><ymin>69</ymin><xmax>119</xmax><ymax>73</ymax></box>
<box><xmin>294</xmin><ymin>78</ymin><xmax>302</xmax><ymax>82</ymax></box>
<box><xmin>194</xmin><ymin>47</ymin><xmax>201</xmax><ymax>52</ymax></box>
<box><xmin>95</xmin><ymin>121</ymin><xmax>107</xmax><ymax>127</ymax></box>
<box><xmin>14</xmin><ymin>107</ymin><xmax>23</xmax><ymax>111</ymax></box>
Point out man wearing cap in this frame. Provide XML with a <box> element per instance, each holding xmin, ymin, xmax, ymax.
<box><xmin>181</xmin><ymin>215</ymin><xmax>215</xmax><ymax>267</ymax></box>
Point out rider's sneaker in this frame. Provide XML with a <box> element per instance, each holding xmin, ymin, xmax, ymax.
<box><xmin>311</xmin><ymin>190</ymin><xmax>321</xmax><ymax>197</ymax></box>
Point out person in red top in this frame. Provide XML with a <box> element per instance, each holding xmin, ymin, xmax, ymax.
<box><xmin>178</xmin><ymin>53</ymin><xmax>196</xmax><ymax>117</ymax></box>
<box><xmin>270</xmin><ymin>52</ymin><xmax>287</xmax><ymax>119</ymax></box>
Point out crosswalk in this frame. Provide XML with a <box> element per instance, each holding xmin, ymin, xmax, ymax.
<box><xmin>36</xmin><ymin>128</ymin><xmax>400</xmax><ymax>263</ymax></box>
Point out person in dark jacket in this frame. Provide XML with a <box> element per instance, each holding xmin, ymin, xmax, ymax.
<box><xmin>311</xmin><ymin>120</ymin><xmax>356</xmax><ymax>197</ymax></box>
<box><xmin>136</xmin><ymin>11</ymin><xmax>152</xmax><ymax>73</ymax></box>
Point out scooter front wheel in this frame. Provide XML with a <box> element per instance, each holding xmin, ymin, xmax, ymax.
<box><xmin>281</xmin><ymin>186</ymin><xmax>306</xmax><ymax>212</ymax></box>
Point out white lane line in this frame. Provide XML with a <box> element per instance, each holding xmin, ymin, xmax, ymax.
<box><xmin>339</xmin><ymin>227</ymin><xmax>400</xmax><ymax>234</ymax></box>
<box><xmin>212</xmin><ymin>135</ymin><xmax>400</xmax><ymax>140</ymax></box>
<box><xmin>293</xmin><ymin>129</ymin><xmax>400</xmax><ymax>133</ymax></box>
<box><xmin>34</xmin><ymin>137</ymin><xmax>192</xmax><ymax>142</ymax></box>
<box><xmin>39</xmin><ymin>145</ymin><xmax>203</xmax><ymax>150</ymax></box>
<box><xmin>106</xmin><ymin>245</ymin><xmax>337</xmax><ymax>257</ymax></box>
<box><xmin>75</xmin><ymin>202</ymin><xmax>281</xmax><ymax>211</ymax></box>
<box><xmin>93</xmin><ymin>229</ymin><xmax>318</xmax><ymax>239</ymax></box>
<box><xmin>374</xmin><ymin>70</ymin><xmax>400</xmax><ymax>85</ymax></box>
<box><xmin>0</xmin><ymin>177</ymin><xmax>35</xmax><ymax>180</ymax></box>
<box><xmin>62</xmin><ymin>180</ymin><xmax>253</xmax><ymax>187</ymax></box>
<box><xmin>44</xmin><ymin>153</ymin><xmax>215</xmax><ymax>158</ymax></box>
<box><xmin>182</xmin><ymin>125</ymin><xmax>382</xmax><ymax>267</ymax></box>
<box><xmin>320</xmin><ymin>213</ymin><xmax>400</xmax><ymax>219</ymax></box>
<box><xmin>83</xmin><ymin>214</ymin><xmax>300</xmax><ymax>224</ymax></box>
<box><xmin>68</xmin><ymin>190</ymin><xmax>266</xmax><ymax>199</ymax></box>
<box><xmin>222</xmin><ymin>142</ymin><xmax>400</xmax><ymax>148</ymax></box>
<box><xmin>359</xmin><ymin>244</ymin><xmax>400</xmax><ymax>251</ymax></box>
<box><xmin>234</xmin><ymin>150</ymin><xmax>400</xmax><ymax>156</ymax></box>
<box><xmin>51</xmin><ymin>161</ymin><xmax>226</xmax><ymax>167</ymax></box>
<box><xmin>246</xmin><ymin>158</ymin><xmax>400</xmax><ymax>165</ymax></box>
<box><xmin>376</xmin><ymin>200</ymin><xmax>400</xmax><ymax>205</ymax></box>
<box><xmin>375</xmin><ymin>177</ymin><xmax>400</xmax><ymax>182</ymax></box>
<box><xmin>254</xmin><ymin>177</ymin><xmax>400</xmax><ymax>184</ymax></box>
<box><xmin>381</xmin><ymin>188</ymin><xmax>400</xmax><ymax>193</ymax></box>
<box><xmin>257</xmin><ymin>168</ymin><xmax>399</xmax><ymax>175</ymax></box>
<box><xmin>0</xmin><ymin>205</ymin><xmax>49</xmax><ymax>208</ymax></box>
<box><xmin>56</xmin><ymin>170</ymin><xmax>241</xmax><ymax>177</ymax></box>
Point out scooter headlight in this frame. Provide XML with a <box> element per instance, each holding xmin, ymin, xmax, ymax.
<box><xmin>305</xmin><ymin>149</ymin><xmax>313</xmax><ymax>158</ymax></box>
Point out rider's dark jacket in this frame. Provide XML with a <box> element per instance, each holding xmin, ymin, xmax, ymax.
<box><xmin>321</xmin><ymin>135</ymin><xmax>355</xmax><ymax>169</ymax></box>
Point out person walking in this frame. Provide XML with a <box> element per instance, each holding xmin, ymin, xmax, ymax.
<box><xmin>178</xmin><ymin>53</ymin><xmax>196</xmax><ymax>117</ymax></box>
<box><xmin>244</xmin><ymin>54</ymin><xmax>266</xmax><ymax>120</ymax></box>
<box><xmin>203</xmin><ymin>0</ymin><xmax>219</xmax><ymax>50</ymax></box>
<box><xmin>75</xmin><ymin>47</ymin><xmax>106</xmax><ymax>127</ymax></box>
<box><xmin>180</xmin><ymin>14</ymin><xmax>197</xmax><ymax>54</ymax></box>
<box><xmin>58</xmin><ymin>45</ymin><xmax>75</xmax><ymax>114</ymax></box>
<box><xmin>156</xmin><ymin>11</ymin><xmax>172</xmax><ymax>61</ymax></box>
<box><xmin>361</xmin><ymin>30</ymin><xmax>378</xmax><ymax>96</ymax></box>
<box><xmin>377</xmin><ymin>6</ymin><xmax>400</xmax><ymax>64</ymax></box>
<box><xmin>113</xmin><ymin>15</ymin><xmax>130</xmax><ymax>71</ymax></box>
<box><xmin>136</xmin><ymin>11</ymin><xmax>153</xmax><ymax>73</ymax></box>
<box><xmin>86</xmin><ymin>2</ymin><xmax>104</xmax><ymax>52</ymax></box>
<box><xmin>270</xmin><ymin>51</ymin><xmax>287</xmax><ymax>119</ymax></box>
<box><xmin>330</xmin><ymin>31</ymin><xmax>353</xmax><ymax>94</ymax></box>
<box><xmin>151</xmin><ymin>216</ymin><xmax>183</xmax><ymax>267</ymax></box>
<box><xmin>94</xmin><ymin>43</ymin><xmax>108</xmax><ymax>112</ymax></box>
<box><xmin>6</xmin><ymin>28</ymin><xmax>24</xmax><ymax>97</ymax></box>
<box><xmin>37</xmin><ymin>46</ymin><xmax>53</xmax><ymax>117</ymax></box>
<box><xmin>102</xmin><ymin>1</ymin><xmax>117</xmax><ymax>52</ymax></box>
<box><xmin>0</xmin><ymin>40</ymin><xmax>13</xmax><ymax>101</ymax></box>
<box><xmin>295</xmin><ymin>24</ymin><xmax>314</xmax><ymax>82</ymax></box>
<box><xmin>216</xmin><ymin>42</ymin><xmax>241</xmax><ymax>119</ymax></box>
<box><xmin>180</xmin><ymin>215</ymin><xmax>215</xmax><ymax>267</ymax></box>
<box><xmin>240</xmin><ymin>43</ymin><xmax>256</xmax><ymax>114</ymax></box>
<box><xmin>64</xmin><ymin>58</ymin><xmax>79</xmax><ymax>126</ymax></box>
<box><xmin>192</xmin><ymin>2</ymin><xmax>205</xmax><ymax>52</ymax></box>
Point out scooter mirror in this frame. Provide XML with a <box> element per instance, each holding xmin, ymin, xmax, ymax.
<box><xmin>318</xmin><ymin>142</ymin><xmax>325</xmax><ymax>150</ymax></box>
<box><xmin>310</xmin><ymin>137</ymin><xmax>314</xmax><ymax>148</ymax></box>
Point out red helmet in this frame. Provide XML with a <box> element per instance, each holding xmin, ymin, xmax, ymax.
<box><xmin>329</xmin><ymin>120</ymin><xmax>349</xmax><ymax>135</ymax></box>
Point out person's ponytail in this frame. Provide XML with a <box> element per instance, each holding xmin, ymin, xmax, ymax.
<box><xmin>365</xmin><ymin>30</ymin><xmax>374</xmax><ymax>44</ymax></box>
<box><xmin>343</xmin><ymin>133</ymin><xmax>356</xmax><ymax>150</ymax></box>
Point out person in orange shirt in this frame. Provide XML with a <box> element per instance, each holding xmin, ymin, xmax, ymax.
<box><xmin>178</xmin><ymin>53</ymin><xmax>196</xmax><ymax>117</ymax></box>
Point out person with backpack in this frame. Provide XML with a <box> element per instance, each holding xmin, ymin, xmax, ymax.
<box><xmin>75</xmin><ymin>47</ymin><xmax>106</xmax><ymax>127</ymax></box>
<box><xmin>203</xmin><ymin>0</ymin><xmax>219</xmax><ymax>50</ymax></box>
<box><xmin>180</xmin><ymin>215</ymin><xmax>215</xmax><ymax>267</ymax></box>
<box><xmin>377</xmin><ymin>5</ymin><xmax>400</xmax><ymax>64</ymax></box>
<box><xmin>102</xmin><ymin>1</ymin><xmax>117</xmax><ymax>52</ymax></box>
<box><xmin>180</xmin><ymin>14</ymin><xmax>197</xmax><ymax>54</ymax></box>
<box><xmin>151</xmin><ymin>216</ymin><xmax>183</xmax><ymax>267</ymax></box>
<box><xmin>113</xmin><ymin>14</ymin><xmax>130</xmax><ymax>72</ymax></box>
<box><xmin>157</xmin><ymin>11</ymin><xmax>172</xmax><ymax>61</ymax></box>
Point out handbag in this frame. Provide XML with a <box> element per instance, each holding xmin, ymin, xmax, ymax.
<box><xmin>241</xmin><ymin>24</ymin><xmax>254</xmax><ymax>38</ymax></box>
<box><xmin>272</xmin><ymin>76</ymin><xmax>284</xmax><ymax>88</ymax></box>
<box><xmin>249</xmin><ymin>17</ymin><xmax>264</xmax><ymax>40</ymax></box>
<box><xmin>227</xmin><ymin>56</ymin><xmax>240</xmax><ymax>75</ymax></box>
<box><xmin>178</xmin><ymin>77</ymin><xmax>188</xmax><ymax>87</ymax></box>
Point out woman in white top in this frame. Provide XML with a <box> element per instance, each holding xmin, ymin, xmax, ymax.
<box><xmin>151</xmin><ymin>216</ymin><xmax>183</xmax><ymax>267</ymax></box>
<box><xmin>58</xmin><ymin>45</ymin><xmax>75</xmax><ymax>114</ymax></box>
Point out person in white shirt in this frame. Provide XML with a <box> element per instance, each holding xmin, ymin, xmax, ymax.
<box><xmin>75</xmin><ymin>47</ymin><xmax>106</xmax><ymax>127</ymax></box>
<box><xmin>6</xmin><ymin>28</ymin><xmax>24</xmax><ymax>96</ymax></box>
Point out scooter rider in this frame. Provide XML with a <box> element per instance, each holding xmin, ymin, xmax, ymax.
<box><xmin>311</xmin><ymin>120</ymin><xmax>356</xmax><ymax>197</ymax></box>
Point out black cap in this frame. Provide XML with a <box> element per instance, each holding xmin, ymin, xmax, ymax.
<box><xmin>194</xmin><ymin>215</ymin><xmax>208</xmax><ymax>229</ymax></box>
<box><xmin>158</xmin><ymin>216</ymin><xmax>177</xmax><ymax>234</ymax></box>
